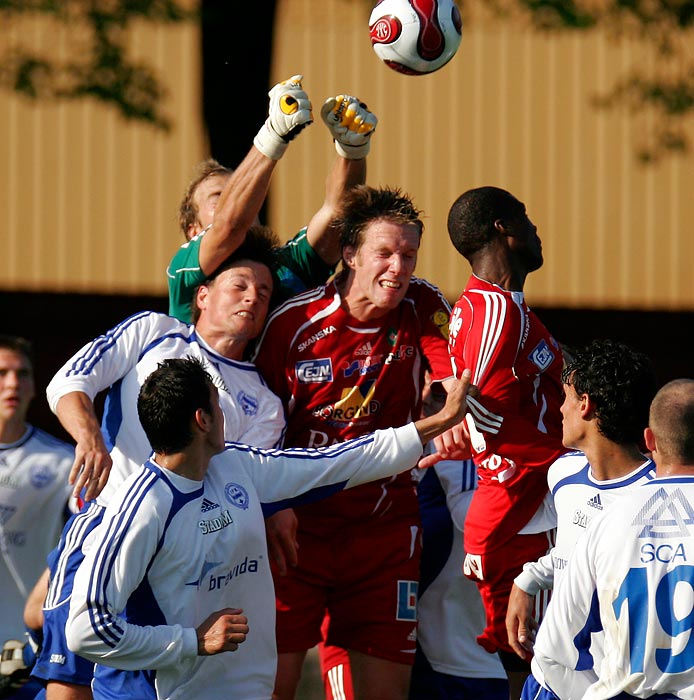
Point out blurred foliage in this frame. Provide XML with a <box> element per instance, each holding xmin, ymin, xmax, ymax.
<box><xmin>472</xmin><ymin>0</ymin><xmax>694</xmax><ymax>161</ymax></box>
<box><xmin>0</xmin><ymin>0</ymin><xmax>196</xmax><ymax>130</ymax></box>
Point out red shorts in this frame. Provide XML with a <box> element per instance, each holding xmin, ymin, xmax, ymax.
<box><xmin>463</xmin><ymin>530</ymin><xmax>554</xmax><ymax>655</ymax></box>
<box><xmin>274</xmin><ymin>519</ymin><xmax>421</xmax><ymax>664</ymax></box>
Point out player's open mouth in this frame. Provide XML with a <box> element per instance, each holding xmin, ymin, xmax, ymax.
<box><xmin>380</xmin><ymin>280</ymin><xmax>401</xmax><ymax>289</ymax></box>
<box><xmin>235</xmin><ymin>311</ymin><xmax>254</xmax><ymax>319</ymax></box>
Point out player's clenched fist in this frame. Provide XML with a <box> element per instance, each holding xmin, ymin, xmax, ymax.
<box><xmin>254</xmin><ymin>74</ymin><xmax>313</xmax><ymax>161</ymax></box>
<box><xmin>196</xmin><ymin>608</ymin><xmax>249</xmax><ymax>656</ymax></box>
<box><xmin>321</xmin><ymin>94</ymin><xmax>378</xmax><ymax>159</ymax></box>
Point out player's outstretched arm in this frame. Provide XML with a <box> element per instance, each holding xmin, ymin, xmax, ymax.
<box><xmin>196</xmin><ymin>608</ymin><xmax>249</xmax><ymax>656</ymax></box>
<box><xmin>265</xmin><ymin>508</ymin><xmax>298</xmax><ymax>576</ymax></box>
<box><xmin>505</xmin><ymin>583</ymin><xmax>537</xmax><ymax>661</ymax></box>
<box><xmin>305</xmin><ymin>95</ymin><xmax>377</xmax><ymax>266</ymax></box>
<box><xmin>415</xmin><ymin>370</ymin><xmax>471</xmax><ymax>447</ymax></box>
<box><xmin>197</xmin><ymin>75</ymin><xmax>314</xmax><ymax>278</ymax></box>
<box><xmin>55</xmin><ymin>392</ymin><xmax>112</xmax><ymax>501</ymax></box>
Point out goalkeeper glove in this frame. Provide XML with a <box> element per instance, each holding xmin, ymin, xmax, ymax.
<box><xmin>254</xmin><ymin>74</ymin><xmax>313</xmax><ymax>161</ymax></box>
<box><xmin>321</xmin><ymin>95</ymin><xmax>378</xmax><ymax>159</ymax></box>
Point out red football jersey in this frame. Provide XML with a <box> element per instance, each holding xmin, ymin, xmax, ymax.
<box><xmin>448</xmin><ymin>275</ymin><xmax>566</xmax><ymax>554</ymax></box>
<box><xmin>254</xmin><ymin>277</ymin><xmax>453</xmax><ymax>533</ymax></box>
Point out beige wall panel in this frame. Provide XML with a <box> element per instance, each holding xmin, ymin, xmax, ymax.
<box><xmin>270</xmin><ymin>0</ymin><xmax>694</xmax><ymax>310</ymax></box>
<box><xmin>0</xmin><ymin>17</ymin><xmax>204</xmax><ymax>295</ymax></box>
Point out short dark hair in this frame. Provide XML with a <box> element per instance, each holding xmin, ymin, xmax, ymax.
<box><xmin>447</xmin><ymin>186</ymin><xmax>525</xmax><ymax>259</ymax></box>
<box><xmin>561</xmin><ymin>339</ymin><xmax>657</xmax><ymax>445</ymax></box>
<box><xmin>649</xmin><ymin>379</ymin><xmax>694</xmax><ymax>464</ymax></box>
<box><xmin>191</xmin><ymin>225</ymin><xmax>279</xmax><ymax>323</ymax></box>
<box><xmin>334</xmin><ymin>185</ymin><xmax>423</xmax><ymax>253</ymax></box>
<box><xmin>0</xmin><ymin>335</ymin><xmax>34</xmax><ymax>368</ymax></box>
<box><xmin>137</xmin><ymin>357</ymin><xmax>214</xmax><ymax>454</ymax></box>
<box><xmin>179</xmin><ymin>158</ymin><xmax>232</xmax><ymax>238</ymax></box>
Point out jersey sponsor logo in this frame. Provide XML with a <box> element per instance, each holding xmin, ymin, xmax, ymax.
<box><xmin>237</xmin><ymin>391</ymin><xmax>258</xmax><ymax>416</ymax></box>
<box><xmin>396</xmin><ymin>580</ymin><xmax>418</xmax><ymax>621</ymax></box>
<box><xmin>552</xmin><ymin>555</ymin><xmax>568</xmax><ymax>570</ymax></box>
<box><xmin>0</xmin><ymin>474</ymin><xmax>20</xmax><ymax>489</ymax></box>
<box><xmin>529</xmin><ymin>339</ymin><xmax>555</xmax><ymax>372</ymax></box>
<box><xmin>573</xmin><ymin>509</ymin><xmax>590</xmax><ymax>529</ymax></box>
<box><xmin>343</xmin><ymin>356</ymin><xmax>382</xmax><ymax>378</ymax></box>
<box><xmin>186</xmin><ymin>558</ymin><xmax>222</xmax><ymax>588</ymax></box>
<box><xmin>431</xmin><ymin>309</ymin><xmax>450</xmax><ymax>339</ymax></box>
<box><xmin>224</xmin><ymin>482</ymin><xmax>250</xmax><ymax>510</ymax></box>
<box><xmin>208</xmin><ymin>556</ymin><xmax>259</xmax><ymax>591</ymax></box>
<box><xmin>640</xmin><ymin>542</ymin><xmax>688</xmax><ymax>563</ymax></box>
<box><xmin>479</xmin><ymin>453</ymin><xmax>517</xmax><ymax>483</ymax></box>
<box><xmin>298</xmin><ymin>325</ymin><xmax>337</xmax><ymax>352</ymax></box>
<box><xmin>30</xmin><ymin>464</ymin><xmax>56</xmax><ymax>489</ymax></box>
<box><xmin>296</xmin><ymin>358</ymin><xmax>333</xmax><ymax>383</ymax></box>
<box><xmin>312</xmin><ymin>384</ymin><xmax>381</xmax><ymax>423</ymax></box>
<box><xmin>306</xmin><ymin>430</ymin><xmax>340</xmax><ymax>448</ymax></box>
<box><xmin>0</xmin><ymin>530</ymin><xmax>25</xmax><ymax>546</ymax></box>
<box><xmin>201</xmin><ymin>498</ymin><xmax>219</xmax><ymax>513</ymax></box>
<box><xmin>355</xmin><ymin>341</ymin><xmax>373</xmax><ymax>357</ymax></box>
<box><xmin>587</xmin><ymin>493</ymin><xmax>604</xmax><ymax>510</ymax></box>
<box><xmin>199</xmin><ymin>508</ymin><xmax>234</xmax><ymax>535</ymax></box>
<box><xmin>342</xmin><ymin>346</ymin><xmax>415</xmax><ymax>378</ymax></box>
<box><xmin>50</xmin><ymin>654</ymin><xmax>66</xmax><ymax>665</ymax></box>
<box><xmin>632</xmin><ymin>487</ymin><xmax>694</xmax><ymax>538</ymax></box>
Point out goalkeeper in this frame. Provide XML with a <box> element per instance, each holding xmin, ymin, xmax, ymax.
<box><xmin>167</xmin><ymin>74</ymin><xmax>379</xmax><ymax>323</ymax></box>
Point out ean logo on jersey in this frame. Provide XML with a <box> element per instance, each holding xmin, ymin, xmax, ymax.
<box><xmin>296</xmin><ymin>358</ymin><xmax>333</xmax><ymax>383</ymax></box>
<box><xmin>529</xmin><ymin>339</ymin><xmax>555</xmax><ymax>371</ymax></box>
<box><xmin>30</xmin><ymin>464</ymin><xmax>56</xmax><ymax>489</ymax></box>
<box><xmin>224</xmin><ymin>482</ymin><xmax>250</xmax><ymax>510</ymax></box>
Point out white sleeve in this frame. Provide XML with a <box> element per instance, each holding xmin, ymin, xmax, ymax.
<box><xmin>234</xmin><ymin>424</ymin><xmax>423</xmax><ymax>506</ymax></box>
<box><xmin>46</xmin><ymin>312</ymin><xmax>179</xmax><ymax>412</ymax></box>
<box><xmin>533</xmin><ymin>519</ymin><xmax>602</xmax><ymax>700</ymax></box>
<box><xmin>66</xmin><ymin>478</ymin><xmax>198</xmax><ymax>670</ymax></box>
<box><xmin>432</xmin><ymin>458</ymin><xmax>476</xmax><ymax>531</ymax></box>
<box><xmin>514</xmin><ymin>551</ymin><xmax>555</xmax><ymax>594</ymax></box>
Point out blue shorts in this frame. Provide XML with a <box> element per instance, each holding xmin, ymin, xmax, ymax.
<box><xmin>32</xmin><ymin>502</ymin><xmax>105</xmax><ymax>687</ymax></box>
<box><xmin>409</xmin><ymin>643</ymin><xmax>509</xmax><ymax>700</ymax></box>
<box><xmin>521</xmin><ymin>673</ymin><xmax>559</xmax><ymax>700</ymax></box>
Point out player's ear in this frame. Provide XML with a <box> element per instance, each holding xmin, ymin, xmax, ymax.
<box><xmin>343</xmin><ymin>245</ymin><xmax>357</xmax><ymax>270</ymax></box>
<box><xmin>644</xmin><ymin>426</ymin><xmax>656</xmax><ymax>454</ymax></box>
<box><xmin>195</xmin><ymin>407</ymin><xmax>212</xmax><ymax>433</ymax></box>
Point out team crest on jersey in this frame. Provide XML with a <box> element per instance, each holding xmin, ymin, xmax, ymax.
<box><xmin>529</xmin><ymin>339</ymin><xmax>555</xmax><ymax>371</ymax></box>
<box><xmin>30</xmin><ymin>464</ymin><xmax>56</xmax><ymax>489</ymax></box>
<box><xmin>236</xmin><ymin>391</ymin><xmax>258</xmax><ymax>416</ymax></box>
<box><xmin>296</xmin><ymin>358</ymin><xmax>333</xmax><ymax>383</ymax></box>
<box><xmin>224</xmin><ymin>482</ymin><xmax>250</xmax><ymax>510</ymax></box>
<box><xmin>431</xmin><ymin>309</ymin><xmax>450</xmax><ymax>339</ymax></box>
<box><xmin>387</xmin><ymin>328</ymin><xmax>398</xmax><ymax>346</ymax></box>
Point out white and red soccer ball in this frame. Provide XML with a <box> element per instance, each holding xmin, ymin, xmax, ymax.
<box><xmin>369</xmin><ymin>0</ymin><xmax>463</xmax><ymax>76</ymax></box>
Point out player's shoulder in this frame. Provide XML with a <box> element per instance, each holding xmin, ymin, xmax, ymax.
<box><xmin>27</xmin><ymin>426</ymin><xmax>75</xmax><ymax>459</ymax></box>
<box><xmin>548</xmin><ymin>451</ymin><xmax>588</xmax><ymax>492</ymax></box>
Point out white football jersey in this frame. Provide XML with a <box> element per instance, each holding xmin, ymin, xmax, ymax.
<box><xmin>67</xmin><ymin>424</ymin><xmax>424</xmax><ymax>700</ymax></box>
<box><xmin>47</xmin><ymin>312</ymin><xmax>286</xmax><ymax>506</ymax></box>
<box><xmin>535</xmin><ymin>475</ymin><xmax>694</xmax><ymax>700</ymax></box>
<box><xmin>0</xmin><ymin>426</ymin><xmax>74</xmax><ymax>640</ymax></box>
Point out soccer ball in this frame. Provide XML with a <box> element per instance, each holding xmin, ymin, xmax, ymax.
<box><xmin>369</xmin><ymin>0</ymin><xmax>463</xmax><ymax>76</ymax></box>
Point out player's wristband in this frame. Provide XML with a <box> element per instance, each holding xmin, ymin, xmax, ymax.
<box><xmin>334</xmin><ymin>140</ymin><xmax>370</xmax><ymax>160</ymax></box>
<box><xmin>254</xmin><ymin>123</ymin><xmax>289</xmax><ymax>161</ymax></box>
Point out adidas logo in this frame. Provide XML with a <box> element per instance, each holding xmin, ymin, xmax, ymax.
<box><xmin>201</xmin><ymin>498</ymin><xmax>220</xmax><ymax>513</ymax></box>
<box><xmin>355</xmin><ymin>342</ymin><xmax>373</xmax><ymax>357</ymax></box>
<box><xmin>587</xmin><ymin>493</ymin><xmax>603</xmax><ymax>510</ymax></box>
